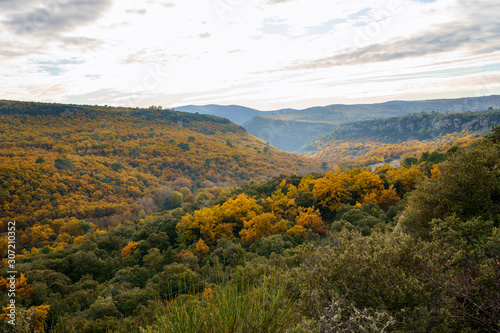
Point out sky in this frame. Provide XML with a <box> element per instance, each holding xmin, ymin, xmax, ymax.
<box><xmin>1</xmin><ymin>0</ymin><xmax>500</xmax><ymax>111</ymax></box>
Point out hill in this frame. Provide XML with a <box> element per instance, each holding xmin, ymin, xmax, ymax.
<box><xmin>317</xmin><ymin>109</ymin><xmax>500</xmax><ymax>143</ymax></box>
<box><xmin>0</xmin><ymin>100</ymin><xmax>318</xmax><ymax>235</ymax></box>
<box><xmin>175</xmin><ymin>104</ymin><xmax>265</xmax><ymax>125</ymax></box>
<box><xmin>243</xmin><ymin>95</ymin><xmax>500</xmax><ymax>152</ymax></box>
<box><xmin>304</xmin><ymin>109</ymin><xmax>500</xmax><ymax>167</ymax></box>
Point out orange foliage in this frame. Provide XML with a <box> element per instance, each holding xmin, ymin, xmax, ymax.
<box><xmin>385</xmin><ymin>164</ymin><xmax>425</xmax><ymax>194</ymax></box>
<box><xmin>194</xmin><ymin>239</ymin><xmax>210</xmax><ymax>256</ymax></box>
<box><xmin>0</xmin><ymin>304</ymin><xmax>51</xmax><ymax>332</ymax></box>
<box><xmin>312</xmin><ymin>170</ymin><xmax>351</xmax><ymax>211</ymax></box>
<box><xmin>0</xmin><ymin>273</ymin><xmax>33</xmax><ymax>300</ymax></box>
<box><xmin>121</xmin><ymin>241</ymin><xmax>138</xmax><ymax>259</ymax></box>
<box><xmin>240</xmin><ymin>212</ymin><xmax>278</xmax><ymax>245</ymax></box>
<box><xmin>295</xmin><ymin>207</ymin><xmax>326</xmax><ymax>234</ymax></box>
<box><xmin>307</xmin><ymin>133</ymin><xmax>479</xmax><ymax>168</ymax></box>
<box><xmin>286</xmin><ymin>225</ymin><xmax>307</xmax><ymax>239</ymax></box>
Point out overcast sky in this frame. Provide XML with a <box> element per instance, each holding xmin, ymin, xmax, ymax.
<box><xmin>1</xmin><ymin>0</ymin><xmax>499</xmax><ymax>110</ymax></box>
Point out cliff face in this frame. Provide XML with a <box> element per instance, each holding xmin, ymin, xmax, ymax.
<box><xmin>317</xmin><ymin>110</ymin><xmax>500</xmax><ymax>144</ymax></box>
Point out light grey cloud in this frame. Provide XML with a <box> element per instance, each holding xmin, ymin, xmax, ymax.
<box><xmin>289</xmin><ymin>0</ymin><xmax>500</xmax><ymax>70</ymax></box>
<box><xmin>125</xmin><ymin>8</ymin><xmax>146</xmax><ymax>14</ymax></box>
<box><xmin>120</xmin><ymin>50</ymin><xmax>148</xmax><ymax>64</ymax></box>
<box><xmin>60</xmin><ymin>36</ymin><xmax>102</xmax><ymax>50</ymax></box>
<box><xmin>199</xmin><ymin>32</ymin><xmax>210</xmax><ymax>38</ymax></box>
<box><xmin>262</xmin><ymin>18</ymin><xmax>289</xmax><ymax>35</ymax></box>
<box><xmin>268</xmin><ymin>0</ymin><xmax>294</xmax><ymax>4</ymax></box>
<box><xmin>2</xmin><ymin>0</ymin><xmax>112</xmax><ymax>37</ymax></box>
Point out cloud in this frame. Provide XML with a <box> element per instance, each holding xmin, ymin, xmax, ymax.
<box><xmin>268</xmin><ymin>0</ymin><xmax>294</xmax><ymax>4</ymax></box>
<box><xmin>199</xmin><ymin>32</ymin><xmax>210</xmax><ymax>38</ymax></box>
<box><xmin>2</xmin><ymin>0</ymin><xmax>112</xmax><ymax>37</ymax></box>
<box><xmin>125</xmin><ymin>8</ymin><xmax>146</xmax><ymax>14</ymax></box>
<box><xmin>261</xmin><ymin>18</ymin><xmax>289</xmax><ymax>35</ymax></box>
<box><xmin>36</xmin><ymin>58</ymin><xmax>85</xmax><ymax>76</ymax></box>
<box><xmin>288</xmin><ymin>0</ymin><xmax>500</xmax><ymax>70</ymax></box>
<box><xmin>60</xmin><ymin>36</ymin><xmax>103</xmax><ymax>50</ymax></box>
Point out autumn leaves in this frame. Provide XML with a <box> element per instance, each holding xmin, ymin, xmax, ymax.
<box><xmin>177</xmin><ymin>166</ymin><xmax>423</xmax><ymax>247</ymax></box>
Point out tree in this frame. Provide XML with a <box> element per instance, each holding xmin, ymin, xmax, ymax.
<box><xmin>403</xmin><ymin>140</ymin><xmax>500</xmax><ymax>237</ymax></box>
<box><xmin>177</xmin><ymin>206</ymin><xmax>232</xmax><ymax>244</ymax></box>
<box><xmin>143</xmin><ymin>248</ymin><xmax>165</xmax><ymax>271</ymax></box>
<box><xmin>347</xmin><ymin>168</ymin><xmax>384</xmax><ymax>203</ymax></box>
<box><xmin>240</xmin><ymin>212</ymin><xmax>278</xmax><ymax>245</ymax></box>
<box><xmin>121</xmin><ymin>241</ymin><xmax>138</xmax><ymax>260</ymax></box>
<box><xmin>193</xmin><ymin>238</ymin><xmax>210</xmax><ymax>256</ymax></box>
<box><xmin>295</xmin><ymin>207</ymin><xmax>326</xmax><ymax>235</ymax></box>
<box><xmin>313</xmin><ymin>170</ymin><xmax>351</xmax><ymax>211</ymax></box>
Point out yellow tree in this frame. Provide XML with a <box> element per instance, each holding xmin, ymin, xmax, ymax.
<box><xmin>312</xmin><ymin>170</ymin><xmax>351</xmax><ymax>211</ymax></box>
<box><xmin>266</xmin><ymin>188</ymin><xmax>297</xmax><ymax>220</ymax></box>
<box><xmin>295</xmin><ymin>207</ymin><xmax>327</xmax><ymax>235</ymax></box>
<box><xmin>347</xmin><ymin>168</ymin><xmax>385</xmax><ymax>203</ymax></box>
<box><xmin>220</xmin><ymin>193</ymin><xmax>263</xmax><ymax>226</ymax></box>
<box><xmin>0</xmin><ymin>305</ymin><xmax>50</xmax><ymax>333</ymax></box>
<box><xmin>286</xmin><ymin>225</ymin><xmax>307</xmax><ymax>239</ymax></box>
<box><xmin>177</xmin><ymin>205</ymin><xmax>233</xmax><ymax>244</ymax></box>
<box><xmin>240</xmin><ymin>212</ymin><xmax>278</xmax><ymax>245</ymax></box>
<box><xmin>121</xmin><ymin>241</ymin><xmax>137</xmax><ymax>260</ymax></box>
<box><xmin>194</xmin><ymin>238</ymin><xmax>210</xmax><ymax>256</ymax></box>
<box><xmin>386</xmin><ymin>164</ymin><xmax>425</xmax><ymax>194</ymax></box>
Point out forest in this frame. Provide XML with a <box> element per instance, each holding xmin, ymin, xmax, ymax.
<box><xmin>0</xmin><ymin>100</ymin><xmax>499</xmax><ymax>332</ymax></box>
<box><xmin>303</xmin><ymin>109</ymin><xmax>500</xmax><ymax>168</ymax></box>
<box><xmin>0</xmin><ymin>100</ymin><xmax>319</xmax><ymax>247</ymax></box>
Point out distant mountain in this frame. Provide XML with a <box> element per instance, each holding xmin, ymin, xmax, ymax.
<box><xmin>175</xmin><ymin>96</ymin><xmax>500</xmax><ymax>153</ymax></box>
<box><xmin>175</xmin><ymin>104</ymin><xmax>266</xmax><ymax>125</ymax></box>
<box><xmin>243</xmin><ymin>95</ymin><xmax>500</xmax><ymax>152</ymax></box>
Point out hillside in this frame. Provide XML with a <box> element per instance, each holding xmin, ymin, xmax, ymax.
<box><xmin>0</xmin><ymin>100</ymin><xmax>318</xmax><ymax>236</ymax></box>
<box><xmin>243</xmin><ymin>95</ymin><xmax>500</xmax><ymax>152</ymax></box>
<box><xmin>304</xmin><ymin>109</ymin><xmax>500</xmax><ymax>167</ymax></box>
<box><xmin>2</xmin><ymin>129</ymin><xmax>499</xmax><ymax>332</ymax></box>
<box><xmin>317</xmin><ymin>109</ymin><xmax>500</xmax><ymax>143</ymax></box>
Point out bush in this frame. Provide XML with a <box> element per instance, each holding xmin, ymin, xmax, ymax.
<box><xmin>140</xmin><ymin>278</ymin><xmax>295</xmax><ymax>333</ymax></box>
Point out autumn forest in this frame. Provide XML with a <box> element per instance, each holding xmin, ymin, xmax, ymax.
<box><xmin>1</xmin><ymin>100</ymin><xmax>499</xmax><ymax>332</ymax></box>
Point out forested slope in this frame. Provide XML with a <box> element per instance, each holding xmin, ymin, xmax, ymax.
<box><xmin>305</xmin><ymin>109</ymin><xmax>500</xmax><ymax>168</ymax></box>
<box><xmin>318</xmin><ymin>109</ymin><xmax>500</xmax><ymax>143</ymax></box>
<box><xmin>0</xmin><ymin>100</ymin><xmax>318</xmax><ymax>241</ymax></box>
<box><xmin>2</xmin><ymin>128</ymin><xmax>499</xmax><ymax>332</ymax></box>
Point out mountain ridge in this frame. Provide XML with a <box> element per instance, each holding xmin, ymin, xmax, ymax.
<box><xmin>177</xmin><ymin>95</ymin><xmax>500</xmax><ymax>152</ymax></box>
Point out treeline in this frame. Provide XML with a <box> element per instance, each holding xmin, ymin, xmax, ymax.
<box><xmin>0</xmin><ymin>100</ymin><xmax>237</xmax><ymax>128</ymax></box>
<box><xmin>303</xmin><ymin>108</ymin><xmax>499</xmax><ymax>168</ymax></box>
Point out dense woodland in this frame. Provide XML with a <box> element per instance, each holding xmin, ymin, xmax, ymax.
<box><xmin>1</xmin><ymin>100</ymin><xmax>500</xmax><ymax>332</ymax></box>
<box><xmin>0</xmin><ymin>100</ymin><xmax>319</xmax><ymax>247</ymax></box>
<box><xmin>304</xmin><ymin>109</ymin><xmax>500</xmax><ymax>168</ymax></box>
<box><xmin>316</xmin><ymin>109</ymin><xmax>500</xmax><ymax>143</ymax></box>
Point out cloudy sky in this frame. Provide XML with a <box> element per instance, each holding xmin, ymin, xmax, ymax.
<box><xmin>1</xmin><ymin>0</ymin><xmax>499</xmax><ymax>110</ymax></box>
